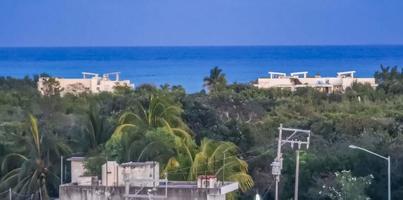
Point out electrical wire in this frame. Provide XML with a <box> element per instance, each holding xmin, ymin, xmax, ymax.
<box><xmin>164</xmin><ymin>142</ymin><xmax>277</xmax><ymax>174</ymax></box>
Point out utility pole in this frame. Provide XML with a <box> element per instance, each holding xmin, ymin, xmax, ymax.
<box><xmin>272</xmin><ymin>124</ymin><xmax>283</xmax><ymax>200</ymax></box>
<box><xmin>9</xmin><ymin>188</ymin><xmax>11</xmax><ymax>200</ymax></box>
<box><xmin>60</xmin><ymin>156</ymin><xmax>63</xmax><ymax>185</ymax></box>
<box><xmin>294</xmin><ymin>150</ymin><xmax>300</xmax><ymax>200</ymax></box>
<box><xmin>222</xmin><ymin>151</ymin><xmax>226</xmax><ymax>185</ymax></box>
<box><xmin>271</xmin><ymin>124</ymin><xmax>310</xmax><ymax>200</ymax></box>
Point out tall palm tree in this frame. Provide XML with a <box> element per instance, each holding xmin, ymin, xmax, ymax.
<box><xmin>0</xmin><ymin>115</ymin><xmax>71</xmax><ymax>199</ymax></box>
<box><xmin>203</xmin><ymin>66</ymin><xmax>227</xmax><ymax>93</ymax></box>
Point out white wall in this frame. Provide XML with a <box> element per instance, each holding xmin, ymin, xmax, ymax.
<box><xmin>38</xmin><ymin>76</ymin><xmax>134</xmax><ymax>96</ymax></box>
<box><xmin>71</xmin><ymin>160</ymin><xmax>86</xmax><ymax>183</ymax></box>
<box><xmin>102</xmin><ymin>161</ymin><xmax>121</xmax><ymax>186</ymax></box>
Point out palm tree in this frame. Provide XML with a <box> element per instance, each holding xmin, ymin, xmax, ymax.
<box><xmin>166</xmin><ymin>138</ymin><xmax>254</xmax><ymax>192</ymax></box>
<box><xmin>374</xmin><ymin>65</ymin><xmax>403</xmax><ymax>94</ymax></box>
<box><xmin>105</xmin><ymin>95</ymin><xmax>253</xmax><ymax>196</ymax></box>
<box><xmin>203</xmin><ymin>67</ymin><xmax>227</xmax><ymax>93</ymax></box>
<box><xmin>83</xmin><ymin>104</ymin><xmax>114</xmax><ymax>151</ymax></box>
<box><xmin>106</xmin><ymin>95</ymin><xmax>194</xmax><ymax>162</ymax></box>
<box><xmin>0</xmin><ymin>114</ymin><xmax>71</xmax><ymax>199</ymax></box>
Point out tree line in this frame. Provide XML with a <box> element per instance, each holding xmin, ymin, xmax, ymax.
<box><xmin>0</xmin><ymin>65</ymin><xmax>402</xmax><ymax>199</ymax></box>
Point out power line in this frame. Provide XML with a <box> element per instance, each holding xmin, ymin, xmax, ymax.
<box><xmin>164</xmin><ymin>143</ymin><xmax>276</xmax><ymax>174</ymax></box>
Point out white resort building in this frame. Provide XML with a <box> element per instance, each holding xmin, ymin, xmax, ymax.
<box><xmin>254</xmin><ymin>71</ymin><xmax>377</xmax><ymax>93</ymax></box>
<box><xmin>38</xmin><ymin>72</ymin><xmax>134</xmax><ymax>95</ymax></box>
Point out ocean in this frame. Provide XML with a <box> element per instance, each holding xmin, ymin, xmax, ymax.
<box><xmin>0</xmin><ymin>45</ymin><xmax>402</xmax><ymax>93</ymax></box>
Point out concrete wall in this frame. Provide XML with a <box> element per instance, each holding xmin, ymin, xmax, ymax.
<box><xmin>71</xmin><ymin>160</ymin><xmax>86</xmax><ymax>184</ymax></box>
<box><xmin>123</xmin><ymin>162</ymin><xmax>160</xmax><ymax>187</ymax></box>
<box><xmin>101</xmin><ymin>161</ymin><xmax>160</xmax><ymax>187</ymax></box>
<box><xmin>59</xmin><ymin>185</ymin><xmax>227</xmax><ymax>200</ymax></box>
<box><xmin>101</xmin><ymin>161</ymin><xmax>121</xmax><ymax>186</ymax></box>
<box><xmin>355</xmin><ymin>78</ymin><xmax>377</xmax><ymax>88</ymax></box>
<box><xmin>256</xmin><ymin>78</ymin><xmax>292</xmax><ymax>88</ymax></box>
<box><xmin>207</xmin><ymin>194</ymin><xmax>226</xmax><ymax>200</ymax></box>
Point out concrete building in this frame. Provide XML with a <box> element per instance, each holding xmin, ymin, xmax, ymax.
<box><xmin>38</xmin><ymin>72</ymin><xmax>134</xmax><ymax>96</ymax></box>
<box><xmin>67</xmin><ymin>157</ymin><xmax>86</xmax><ymax>184</ymax></box>
<box><xmin>60</xmin><ymin>160</ymin><xmax>239</xmax><ymax>200</ymax></box>
<box><xmin>67</xmin><ymin>157</ymin><xmax>98</xmax><ymax>186</ymax></box>
<box><xmin>254</xmin><ymin>71</ymin><xmax>377</xmax><ymax>93</ymax></box>
<box><xmin>101</xmin><ymin>161</ymin><xmax>160</xmax><ymax>187</ymax></box>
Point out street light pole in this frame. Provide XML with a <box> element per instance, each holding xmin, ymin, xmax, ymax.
<box><xmin>349</xmin><ymin>145</ymin><xmax>391</xmax><ymax>200</ymax></box>
<box><xmin>388</xmin><ymin>156</ymin><xmax>391</xmax><ymax>200</ymax></box>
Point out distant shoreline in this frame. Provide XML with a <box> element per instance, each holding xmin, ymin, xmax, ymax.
<box><xmin>0</xmin><ymin>46</ymin><xmax>401</xmax><ymax>92</ymax></box>
<box><xmin>1</xmin><ymin>44</ymin><xmax>403</xmax><ymax>49</ymax></box>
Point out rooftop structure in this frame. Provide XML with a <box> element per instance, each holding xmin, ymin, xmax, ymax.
<box><xmin>66</xmin><ymin>157</ymin><xmax>86</xmax><ymax>184</ymax></box>
<box><xmin>101</xmin><ymin>161</ymin><xmax>160</xmax><ymax>187</ymax></box>
<box><xmin>255</xmin><ymin>71</ymin><xmax>377</xmax><ymax>93</ymax></box>
<box><xmin>60</xmin><ymin>159</ymin><xmax>238</xmax><ymax>200</ymax></box>
<box><xmin>37</xmin><ymin>72</ymin><xmax>134</xmax><ymax>96</ymax></box>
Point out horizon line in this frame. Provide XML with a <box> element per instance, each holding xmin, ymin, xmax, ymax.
<box><xmin>1</xmin><ymin>43</ymin><xmax>403</xmax><ymax>48</ymax></box>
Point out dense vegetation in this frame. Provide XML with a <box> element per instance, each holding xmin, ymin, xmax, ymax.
<box><xmin>0</xmin><ymin>65</ymin><xmax>402</xmax><ymax>199</ymax></box>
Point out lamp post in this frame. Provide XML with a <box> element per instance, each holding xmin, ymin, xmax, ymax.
<box><xmin>349</xmin><ymin>145</ymin><xmax>391</xmax><ymax>200</ymax></box>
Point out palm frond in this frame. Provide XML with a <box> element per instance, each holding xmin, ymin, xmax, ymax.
<box><xmin>228</xmin><ymin>172</ymin><xmax>254</xmax><ymax>192</ymax></box>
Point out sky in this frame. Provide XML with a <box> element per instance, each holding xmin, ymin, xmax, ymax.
<box><xmin>1</xmin><ymin>0</ymin><xmax>403</xmax><ymax>47</ymax></box>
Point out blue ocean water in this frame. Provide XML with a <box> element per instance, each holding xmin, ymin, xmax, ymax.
<box><xmin>0</xmin><ymin>46</ymin><xmax>402</xmax><ymax>93</ymax></box>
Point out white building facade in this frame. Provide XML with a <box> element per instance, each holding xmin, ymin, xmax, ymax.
<box><xmin>38</xmin><ymin>72</ymin><xmax>134</xmax><ymax>95</ymax></box>
<box><xmin>255</xmin><ymin>71</ymin><xmax>377</xmax><ymax>93</ymax></box>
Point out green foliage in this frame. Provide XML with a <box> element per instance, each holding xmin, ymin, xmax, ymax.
<box><xmin>316</xmin><ymin>170</ymin><xmax>373</xmax><ymax>200</ymax></box>
<box><xmin>203</xmin><ymin>66</ymin><xmax>227</xmax><ymax>93</ymax></box>
<box><xmin>83</xmin><ymin>155</ymin><xmax>106</xmax><ymax>178</ymax></box>
<box><xmin>39</xmin><ymin>77</ymin><xmax>64</xmax><ymax>97</ymax></box>
<box><xmin>0</xmin><ymin>115</ymin><xmax>71</xmax><ymax>199</ymax></box>
<box><xmin>375</xmin><ymin>65</ymin><xmax>403</xmax><ymax>95</ymax></box>
<box><xmin>105</xmin><ymin>94</ymin><xmax>194</xmax><ymax>162</ymax></box>
<box><xmin>0</xmin><ymin>66</ymin><xmax>402</xmax><ymax>199</ymax></box>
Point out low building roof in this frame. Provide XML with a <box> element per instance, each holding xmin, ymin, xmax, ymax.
<box><xmin>120</xmin><ymin>161</ymin><xmax>158</xmax><ymax>167</ymax></box>
<box><xmin>67</xmin><ymin>157</ymin><xmax>86</xmax><ymax>161</ymax></box>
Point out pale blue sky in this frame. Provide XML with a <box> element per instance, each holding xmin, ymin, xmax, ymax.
<box><xmin>1</xmin><ymin>0</ymin><xmax>403</xmax><ymax>46</ymax></box>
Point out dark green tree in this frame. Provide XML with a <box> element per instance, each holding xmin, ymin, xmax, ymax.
<box><xmin>203</xmin><ymin>66</ymin><xmax>227</xmax><ymax>93</ymax></box>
